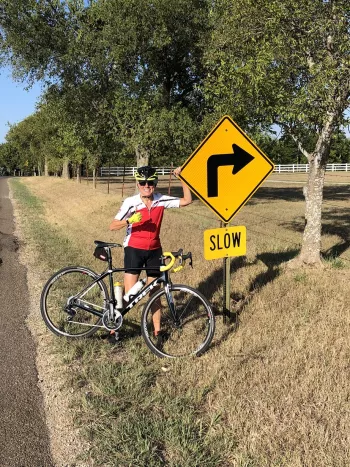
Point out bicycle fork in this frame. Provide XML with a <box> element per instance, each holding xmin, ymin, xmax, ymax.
<box><xmin>164</xmin><ymin>283</ymin><xmax>181</xmax><ymax>327</ymax></box>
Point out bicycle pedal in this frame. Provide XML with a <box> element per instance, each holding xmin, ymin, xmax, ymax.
<box><xmin>108</xmin><ymin>331</ymin><xmax>121</xmax><ymax>344</ymax></box>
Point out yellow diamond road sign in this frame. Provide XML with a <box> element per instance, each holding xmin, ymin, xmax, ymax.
<box><xmin>179</xmin><ymin>115</ymin><xmax>274</xmax><ymax>222</ymax></box>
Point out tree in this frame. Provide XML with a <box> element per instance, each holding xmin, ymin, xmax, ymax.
<box><xmin>5</xmin><ymin>117</ymin><xmax>40</xmax><ymax>174</ymax></box>
<box><xmin>81</xmin><ymin>0</ymin><xmax>209</xmax><ymax>166</ymax></box>
<box><xmin>329</xmin><ymin>130</ymin><xmax>350</xmax><ymax>163</ymax></box>
<box><xmin>205</xmin><ymin>0</ymin><xmax>350</xmax><ymax>266</ymax></box>
<box><xmin>0</xmin><ymin>141</ymin><xmax>20</xmax><ymax>174</ymax></box>
<box><xmin>0</xmin><ymin>0</ymin><xmax>210</xmax><ymax>169</ymax></box>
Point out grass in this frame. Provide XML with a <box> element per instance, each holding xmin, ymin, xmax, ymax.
<box><xmin>10</xmin><ymin>173</ymin><xmax>350</xmax><ymax>466</ymax></box>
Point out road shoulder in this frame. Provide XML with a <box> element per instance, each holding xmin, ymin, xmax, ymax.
<box><xmin>10</xmin><ymin>182</ymin><xmax>92</xmax><ymax>467</ymax></box>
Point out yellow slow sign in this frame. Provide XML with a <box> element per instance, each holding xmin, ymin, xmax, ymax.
<box><xmin>204</xmin><ymin>226</ymin><xmax>246</xmax><ymax>260</ymax></box>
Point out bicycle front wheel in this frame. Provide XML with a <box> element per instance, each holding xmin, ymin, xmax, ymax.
<box><xmin>141</xmin><ymin>284</ymin><xmax>215</xmax><ymax>358</ymax></box>
<box><xmin>40</xmin><ymin>266</ymin><xmax>108</xmax><ymax>338</ymax></box>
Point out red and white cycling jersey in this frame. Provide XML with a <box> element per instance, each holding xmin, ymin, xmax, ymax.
<box><xmin>115</xmin><ymin>193</ymin><xmax>180</xmax><ymax>250</ymax></box>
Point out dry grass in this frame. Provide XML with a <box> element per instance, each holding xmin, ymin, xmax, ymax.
<box><xmin>11</xmin><ymin>173</ymin><xmax>350</xmax><ymax>466</ymax></box>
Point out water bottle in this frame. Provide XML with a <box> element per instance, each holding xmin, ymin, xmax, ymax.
<box><xmin>123</xmin><ymin>278</ymin><xmax>146</xmax><ymax>302</ymax></box>
<box><xmin>114</xmin><ymin>281</ymin><xmax>124</xmax><ymax>310</ymax></box>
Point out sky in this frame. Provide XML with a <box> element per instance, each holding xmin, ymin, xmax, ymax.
<box><xmin>0</xmin><ymin>66</ymin><xmax>43</xmax><ymax>143</ymax></box>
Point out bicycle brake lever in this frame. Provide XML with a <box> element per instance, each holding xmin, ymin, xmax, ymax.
<box><xmin>188</xmin><ymin>253</ymin><xmax>193</xmax><ymax>268</ymax></box>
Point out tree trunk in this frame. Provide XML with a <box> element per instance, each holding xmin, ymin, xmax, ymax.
<box><xmin>93</xmin><ymin>167</ymin><xmax>96</xmax><ymax>189</ymax></box>
<box><xmin>296</xmin><ymin>159</ymin><xmax>325</xmax><ymax>266</ymax></box>
<box><xmin>76</xmin><ymin>163</ymin><xmax>81</xmax><ymax>183</ymax></box>
<box><xmin>135</xmin><ymin>145</ymin><xmax>149</xmax><ymax>167</ymax></box>
<box><xmin>62</xmin><ymin>159</ymin><xmax>69</xmax><ymax>179</ymax></box>
<box><xmin>44</xmin><ymin>157</ymin><xmax>49</xmax><ymax>176</ymax></box>
<box><xmin>288</xmin><ymin>112</ymin><xmax>335</xmax><ymax>268</ymax></box>
<box><xmin>135</xmin><ymin>146</ymin><xmax>149</xmax><ymax>194</ymax></box>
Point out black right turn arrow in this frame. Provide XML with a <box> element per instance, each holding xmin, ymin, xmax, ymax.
<box><xmin>207</xmin><ymin>144</ymin><xmax>254</xmax><ymax>197</ymax></box>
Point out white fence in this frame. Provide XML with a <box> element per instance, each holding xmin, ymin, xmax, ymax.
<box><xmin>100</xmin><ymin>163</ymin><xmax>350</xmax><ymax>176</ymax></box>
<box><xmin>100</xmin><ymin>166</ymin><xmax>173</xmax><ymax>177</ymax></box>
<box><xmin>274</xmin><ymin>163</ymin><xmax>350</xmax><ymax>173</ymax></box>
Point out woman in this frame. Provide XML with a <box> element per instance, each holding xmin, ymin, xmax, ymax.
<box><xmin>110</xmin><ymin>165</ymin><xmax>192</xmax><ymax>336</ymax></box>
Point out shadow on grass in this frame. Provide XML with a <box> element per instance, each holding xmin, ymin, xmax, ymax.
<box><xmin>250</xmin><ymin>186</ymin><xmax>304</xmax><ymax>203</ymax></box>
<box><xmin>94</xmin><ymin>249</ymin><xmax>300</xmax><ymax>348</ymax></box>
<box><xmin>250</xmin><ymin>184</ymin><xmax>350</xmax><ymax>204</ymax></box>
<box><xmin>280</xmin><ymin>207</ymin><xmax>350</xmax><ymax>261</ymax></box>
<box><xmin>98</xmin><ymin>319</ymin><xmax>142</xmax><ymax>343</ymax></box>
<box><xmin>196</xmin><ymin>248</ymin><xmax>299</xmax><ymax>349</ymax></box>
<box><xmin>321</xmin><ymin>212</ymin><xmax>350</xmax><ymax>260</ymax></box>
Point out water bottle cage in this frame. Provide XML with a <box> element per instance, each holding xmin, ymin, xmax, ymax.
<box><xmin>123</xmin><ymin>278</ymin><xmax>146</xmax><ymax>302</ymax></box>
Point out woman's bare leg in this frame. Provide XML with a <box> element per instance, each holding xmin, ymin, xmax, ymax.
<box><xmin>124</xmin><ymin>273</ymin><xmax>139</xmax><ymax>294</ymax></box>
<box><xmin>147</xmin><ymin>276</ymin><xmax>161</xmax><ymax>334</ymax></box>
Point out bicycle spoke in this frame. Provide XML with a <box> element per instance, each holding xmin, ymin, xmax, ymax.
<box><xmin>142</xmin><ymin>285</ymin><xmax>215</xmax><ymax>358</ymax></box>
<box><xmin>41</xmin><ymin>267</ymin><xmax>107</xmax><ymax>338</ymax></box>
<box><xmin>177</xmin><ymin>294</ymin><xmax>195</xmax><ymax>321</ymax></box>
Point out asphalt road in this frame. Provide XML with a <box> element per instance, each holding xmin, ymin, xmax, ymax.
<box><xmin>0</xmin><ymin>177</ymin><xmax>53</xmax><ymax>467</ymax></box>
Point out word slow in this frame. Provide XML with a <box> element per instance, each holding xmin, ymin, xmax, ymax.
<box><xmin>209</xmin><ymin>232</ymin><xmax>241</xmax><ymax>251</ymax></box>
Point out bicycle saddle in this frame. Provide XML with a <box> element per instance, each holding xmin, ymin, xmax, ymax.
<box><xmin>94</xmin><ymin>240</ymin><xmax>122</xmax><ymax>248</ymax></box>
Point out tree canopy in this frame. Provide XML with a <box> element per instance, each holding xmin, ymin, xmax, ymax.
<box><xmin>1</xmin><ymin>0</ymin><xmax>349</xmax><ymax>172</ymax></box>
<box><xmin>1</xmin><ymin>0</ymin><xmax>350</xmax><ymax>264</ymax></box>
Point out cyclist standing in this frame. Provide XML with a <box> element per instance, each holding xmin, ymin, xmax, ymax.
<box><xmin>109</xmin><ymin>166</ymin><xmax>192</xmax><ymax>337</ymax></box>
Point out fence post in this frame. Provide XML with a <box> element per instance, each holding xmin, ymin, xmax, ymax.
<box><xmin>168</xmin><ymin>163</ymin><xmax>173</xmax><ymax>195</ymax></box>
<box><xmin>122</xmin><ymin>163</ymin><xmax>126</xmax><ymax>198</ymax></box>
<box><xmin>107</xmin><ymin>159</ymin><xmax>110</xmax><ymax>194</ymax></box>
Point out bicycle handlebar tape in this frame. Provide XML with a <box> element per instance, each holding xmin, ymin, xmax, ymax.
<box><xmin>160</xmin><ymin>252</ymin><xmax>176</xmax><ymax>272</ymax></box>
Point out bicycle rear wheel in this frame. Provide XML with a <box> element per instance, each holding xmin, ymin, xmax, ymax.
<box><xmin>40</xmin><ymin>266</ymin><xmax>108</xmax><ymax>338</ymax></box>
<box><xmin>141</xmin><ymin>284</ymin><xmax>215</xmax><ymax>358</ymax></box>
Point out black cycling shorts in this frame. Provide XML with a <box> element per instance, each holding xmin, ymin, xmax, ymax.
<box><xmin>124</xmin><ymin>246</ymin><xmax>163</xmax><ymax>277</ymax></box>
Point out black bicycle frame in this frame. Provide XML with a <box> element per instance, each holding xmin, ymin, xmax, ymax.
<box><xmin>69</xmin><ymin>262</ymin><xmax>177</xmax><ymax>321</ymax></box>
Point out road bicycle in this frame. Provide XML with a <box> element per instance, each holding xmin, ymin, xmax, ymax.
<box><xmin>40</xmin><ymin>240</ymin><xmax>215</xmax><ymax>358</ymax></box>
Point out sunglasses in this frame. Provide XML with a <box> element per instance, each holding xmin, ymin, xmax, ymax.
<box><xmin>138</xmin><ymin>180</ymin><xmax>156</xmax><ymax>186</ymax></box>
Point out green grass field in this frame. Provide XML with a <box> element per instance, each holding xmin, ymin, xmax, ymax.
<box><xmin>11</xmin><ymin>173</ymin><xmax>350</xmax><ymax>466</ymax></box>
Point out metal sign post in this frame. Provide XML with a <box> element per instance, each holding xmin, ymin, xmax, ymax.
<box><xmin>222</xmin><ymin>222</ymin><xmax>231</xmax><ymax>323</ymax></box>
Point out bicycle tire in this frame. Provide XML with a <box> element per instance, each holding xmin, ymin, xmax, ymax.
<box><xmin>40</xmin><ymin>266</ymin><xmax>108</xmax><ymax>338</ymax></box>
<box><xmin>141</xmin><ymin>284</ymin><xmax>215</xmax><ymax>358</ymax></box>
